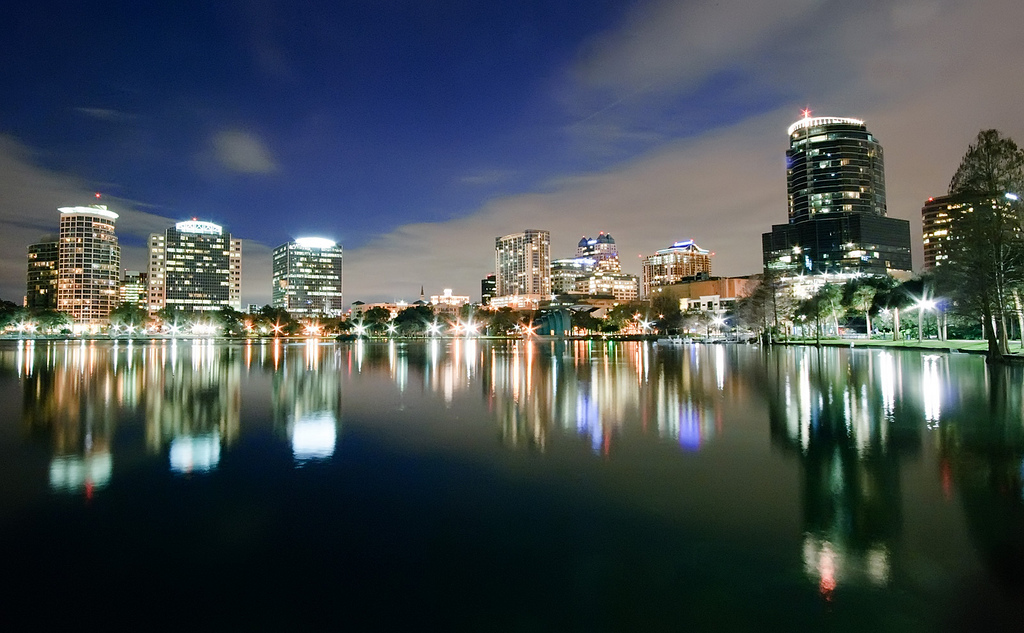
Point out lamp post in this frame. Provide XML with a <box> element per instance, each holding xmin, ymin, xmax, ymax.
<box><xmin>917</xmin><ymin>298</ymin><xmax>935</xmax><ymax>342</ymax></box>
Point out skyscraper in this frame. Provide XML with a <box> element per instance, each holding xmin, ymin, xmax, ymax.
<box><xmin>118</xmin><ymin>270</ymin><xmax>149</xmax><ymax>310</ymax></box>
<box><xmin>641</xmin><ymin>240</ymin><xmax>712</xmax><ymax>297</ymax></box>
<box><xmin>148</xmin><ymin>220</ymin><xmax>242</xmax><ymax>314</ymax></box>
<box><xmin>762</xmin><ymin>114</ymin><xmax>912</xmax><ymax>275</ymax></box>
<box><xmin>26</xmin><ymin>237</ymin><xmax>59</xmax><ymax>310</ymax></box>
<box><xmin>272</xmin><ymin>237</ymin><xmax>344</xmax><ymax>317</ymax></box>
<box><xmin>57</xmin><ymin>205</ymin><xmax>121</xmax><ymax>325</ymax></box>
<box><xmin>493</xmin><ymin>229</ymin><xmax>551</xmax><ymax>308</ymax></box>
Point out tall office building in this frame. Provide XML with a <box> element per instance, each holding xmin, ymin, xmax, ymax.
<box><xmin>57</xmin><ymin>205</ymin><xmax>121</xmax><ymax>324</ymax></box>
<box><xmin>480</xmin><ymin>273</ymin><xmax>496</xmax><ymax>306</ymax></box>
<box><xmin>148</xmin><ymin>220</ymin><xmax>242</xmax><ymax>314</ymax></box>
<box><xmin>921</xmin><ymin>193</ymin><xmax>1019</xmax><ymax>272</ymax></box>
<box><xmin>26</xmin><ymin>237</ymin><xmax>59</xmax><ymax>310</ymax></box>
<box><xmin>642</xmin><ymin>240</ymin><xmax>712</xmax><ymax>297</ymax></box>
<box><xmin>493</xmin><ymin>229</ymin><xmax>551</xmax><ymax>308</ymax></box>
<box><xmin>576</xmin><ymin>233</ymin><xmax>621</xmax><ymax>272</ymax></box>
<box><xmin>272</xmin><ymin>237</ymin><xmax>344</xmax><ymax>316</ymax></box>
<box><xmin>762</xmin><ymin>114</ymin><xmax>912</xmax><ymax>275</ymax></box>
<box><xmin>118</xmin><ymin>270</ymin><xmax>149</xmax><ymax>310</ymax></box>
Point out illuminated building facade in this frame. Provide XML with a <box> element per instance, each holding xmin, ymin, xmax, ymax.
<box><xmin>430</xmin><ymin>288</ymin><xmax>470</xmax><ymax>316</ymax></box>
<box><xmin>921</xmin><ymin>193</ymin><xmax>1019</xmax><ymax>272</ymax></box>
<box><xmin>148</xmin><ymin>220</ymin><xmax>242</xmax><ymax>314</ymax></box>
<box><xmin>481</xmin><ymin>273</ymin><xmax>496</xmax><ymax>305</ymax></box>
<box><xmin>762</xmin><ymin>115</ymin><xmax>912</xmax><ymax>275</ymax></box>
<box><xmin>551</xmin><ymin>257</ymin><xmax>596</xmax><ymax>295</ymax></box>
<box><xmin>493</xmin><ymin>229</ymin><xmax>551</xmax><ymax>308</ymax></box>
<box><xmin>552</xmin><ymin>233</ymin><xmax>638</xmax><ymax>300</ymax></box>
<box><xmin>57</xmin><ymin>205</ymin><xmax>121</xmax><ymax>324</ymax></box>
<box><xmin>272</xmin><ymin>237</ymin><xmax>344</xmax><ymax>316</ymax></box>
<box><xmin>26</xmin><ymin>238</ymin><xmax>59</xmax><ymax>310</ymax></box>
<box><xmin>576</xmin><ymin>233</ymin><xmax>621</xmax><ymax>271</ymax></box>
<box><xmin>641</xmin><ymin>240</ymin><xmax>712</xmax><ymax>297</ymax></box>
<box><xmin>118</xmin><ymin>270</ymin><xmax>148</xmax><ymax>310</ymax></box>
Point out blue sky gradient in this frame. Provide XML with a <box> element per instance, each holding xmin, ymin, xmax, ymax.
<box><xmin>2</xmin><ymin>0</ymin><xmax>1023</xmax><ymax>305</ymax></box>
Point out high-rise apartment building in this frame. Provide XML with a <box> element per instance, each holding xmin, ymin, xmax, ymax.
<box><xmin>26</xmin><ymin>237</ymin><xmax>59</xmax><ymax>310</ymax></box>
<box><xmin>148</xmin><ymin>220</ymin><xmax>241</xmax><ymax>314</ymax></box>
<box><xmin>493</xmin><ymin>229</ymin><xmax>550</xmax><ymax>308</ymax></box>
<box><xmin>271</xmin><ymin>237</ymin><xmax>344</xmax><ymax>316</ymax></box>
<box><xmin>762</xmin><ymin>114</ymin><xmax>912</xmax><ymax>275</ymax></box>
<box><xmin>642</xmin><ymin>240</ymin><xmax>712</xmax><ymax>297</ymax></box>
<box><xmin>57</xmin><ymin>205</ymin><xmax>121</xmax><ymax>324</ymax></box>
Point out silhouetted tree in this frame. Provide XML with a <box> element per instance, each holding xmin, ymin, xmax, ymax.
<box><xmin>938</xmin><ymin>129</ymin><xmax>1024</xmax><ymax>361</ymax></box>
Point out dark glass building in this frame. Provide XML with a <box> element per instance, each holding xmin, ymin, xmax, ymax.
<box><xmin>26</xmin><ymin>238</ymin><xmax>59</xmax><ymax>310</ymax></box>
<box><xmin>763</xmin><ymin>115</ymin><xmax>912</xmax><ymax>275</ymax></box>
<box><xmin>480</xmin><ymin>273</ymin><xmax>496</xmax><ymax>305</ymax></box>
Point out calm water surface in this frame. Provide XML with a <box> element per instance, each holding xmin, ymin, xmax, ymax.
<box><xmin>1</xmin><ymin>338</ymin><xmax>1022</xmax><ymax>630</ymax></box>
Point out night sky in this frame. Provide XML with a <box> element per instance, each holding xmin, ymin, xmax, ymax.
<box><xmin>2</xmin><ymin>0</ymin><xmax>1023</xmax><ymax>306</ymax></box>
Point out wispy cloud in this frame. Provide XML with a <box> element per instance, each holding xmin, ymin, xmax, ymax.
<box><xmin>460</xmin><ymin>169</ymin><xmax>518</xmax><ymax>186</ymax></box>
<box><xmin>0</xmin><ymin>135</ymin><xmax>178</xmax><ymax>301</ymax></box>
<box><xmin>212</xmin><ymin>130</ymin><xmax>277</xmax><ymax>174</ymax></box>
<box><xmin>74</xmin><ymin>107</ymin><xmax>135</xmax><ymax>122</ymax></box>
<box><xmin>342</xmin><ymin>0</ymin><xmax>1024</xmax><ymax>303</ymax></box>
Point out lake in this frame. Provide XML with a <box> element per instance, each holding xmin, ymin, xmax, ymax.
<box><xmin>0</xmin><ymin>338</ymin><xmax>1021</xmax><ymax>630</ymax></box>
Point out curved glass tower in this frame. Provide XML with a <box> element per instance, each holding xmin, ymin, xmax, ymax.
<box><xmin>787</xmin><ymin>116</ymin><xmax>886</xmax><ymax>222</ymax></box>
<box><xmin>763</xmin><ymin>114</ymin><xmax>912</xmax><ymax>276</ymax></box>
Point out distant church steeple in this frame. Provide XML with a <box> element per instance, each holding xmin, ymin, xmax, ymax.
<box><xmin>420</xmin><ymin>285</ymin><xmax>425</xmax><ymax>301</ymax></box>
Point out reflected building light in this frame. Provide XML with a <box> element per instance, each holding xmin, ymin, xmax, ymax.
<box><xmin>576</xmin><ymin>392</ymin><xmax>602</xmax><ymax>453</ymax></box>
<box><xmin>802</xmin><ymin>534</ymin><xmax>889</xmax><ymax>598</ymax></box>
<box><xmin>865</xmin><ymin>545</ymin><xmax>891</xmax><ymax>585</ymax></box>
<box><xmin>305</xmin><ymin>338</ymin><xmax>320</xmax><ymax>370</ymax></box>
<box><xmin>291</xmin><ymin>411</ymin><xmax>337</xmax><ymax>464</ymax></box>
<box><xmin>715</xmin><ymin>345</ymin><xmax>725</xmax><ymax>391</ymax></box>
<box><xmin>49</xmin><ymin>452</ymin><xmax>112</xmax><ymax>494</ymax></box>
<box><xmin>169</xmin><ymin>433</ymin><xmax>221</xmax><ymax>474</ymax></box>
<box><xmin>799</xmin><ymin>356</ymin><xmax>812</xmax><ymax>452</ymax></box>
<box><xmin>878</xmin><ymin>351</ymin><xmax>895</xmax><ymax>420</ymax></box>
<box><xmin>922</xmin><ymin>355</ymin><xmax>942</xmax><ymax>428</ymax></box>
<box><xmin>678</xmin><ymin>400</ymin><xmax>702</xmax><ymax>451</ymax></box>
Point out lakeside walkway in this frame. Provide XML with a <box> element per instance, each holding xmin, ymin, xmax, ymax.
<box><xmin>779</xmin><ymin>337</ymin><xmax>1024</xmax><ymax>361</ymax></box>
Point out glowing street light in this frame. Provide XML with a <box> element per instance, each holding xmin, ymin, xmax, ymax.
<box><xmin>917</xmin><ymin>297</ymin><xmax>936</xmax><ymax>342</ymax></box>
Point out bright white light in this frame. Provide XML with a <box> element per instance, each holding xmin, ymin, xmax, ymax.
<box><xmin>175</xmin><ymin>220</ymin><xmax>223</xmax><ymax>235</ymax></box>
<box><xmin>169</xmin><ymin>434</ymin><xmax>220</xmax><ymax>474</ymax></box>
<box><xmin>295</xmin><ymin>237</ymin><xmax>336</xmax><ymax>249</ymax></box>
<box><xmin>291</xmin><ymin>411</ymin><xmax>337</xmax><ymax>463</ymax></box>
<box><xmin>59</xmin><ymin>205</ymin><xmax>119</xmax><ymax>220</ymax></box>
<box><xmin>1006</xmin><ymin>193</ymin><xmax>1019</xmax><ymax>201</ymax></box>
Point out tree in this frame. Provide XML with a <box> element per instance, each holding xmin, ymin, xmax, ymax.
<box><xmin>108</xmin><ymin>304</ymin><xmax>150</xmax><ymax>331</ymax></box>
<box><xmin>939</xmin><ymin>129</ymin><xmax>1024</xmax><ymax>361</ymax></box>
<box><xmin>0</xmin><ymin>299</ymin><xmax>26</xmax><ymax>331</ymax></box>
<box><xmin>571</xmin><ymin>309</ymin><xmax>602</xmax><ymax>334</ymax></box>
<box><xmin>213</xmin><ymin>307</ymin><xmax>245</xmax><ymax>336</ymax></box>
<box><xmin>31</xmin><ymin>309</ymin><xmax>72</xmax><ymax>334</ymax></box>
<box><xmin>650</xmin><ymin>293</ymin><xmax>682</xmax><ymax>332</ymax></box>
<box><xmin>845</xmin><ymin>280</ymin><xmax>878</xmax><ymax>337</ymax></box>
<box><xmin>487</xmin><ymin>308</ymin><xmax>521</xmax><ymax>336</ymax></box>
<box><xmin>393</xmin><ymin>305</ymin><xmax>434</xmax><ymax>336</ymax></box>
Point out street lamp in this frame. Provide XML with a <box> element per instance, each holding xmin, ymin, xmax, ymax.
<box><xmin>916</xmin><ymin>298</ymin><xmax>936</xmax><ymax>342</ymax></box>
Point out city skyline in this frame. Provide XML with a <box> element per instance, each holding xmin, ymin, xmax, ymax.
<box><xmin>2</xmin><ymin>2</ymin><xmax>1024</xmax><ymax>306</ymax></box>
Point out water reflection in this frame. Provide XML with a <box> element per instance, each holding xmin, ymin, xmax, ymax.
<box><xmin>4</xmin><ymin>339</ymin><xmax>1023</xmax><ymax>603</ymax></box>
